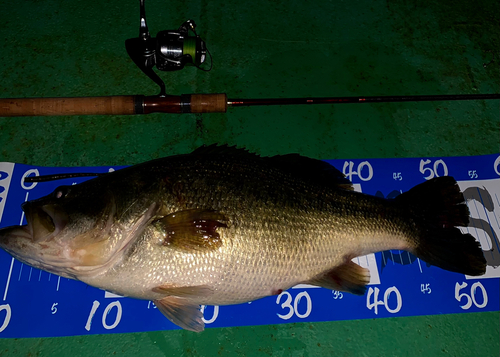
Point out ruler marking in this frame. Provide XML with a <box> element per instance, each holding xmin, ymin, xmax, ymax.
<box><xmin>417</xmin><ymin>258</ymin><xmax>423</xmax><ymax>273</ymax></box>
<box><xmin>389</xmin><ymin>250</ymin><xmax>395</xmax><ymax>265</ymax></box>
<box><xmin>472</xmin><ymin>200</ymin><xmax>482</xmax><ymax>246</ymax></box>
<box><xmin>3</xmin><ymin>258</ymin><xmax>15</xmax><ymax>301</ymax></box>
<box><xmin>464</xmin><ymin>200</ymin><xmax>471</xmax><ymax>234</ymax></box>
<box><xmin>18</xmin><ymin>264</ymin><xmax>23</xmax><ymax>281</ymax></box>
<box><xmin>493</xmin><ymin>193</ymin><xmax>500</xmax><ymax>230</ymax></box>
<box><xmin>478</xmin><ymin>188</ymin><xmax>499</xmax><ymax>252</ymax></box>
<box><xmin>18</xmin><ymin>192</ymin><xmax>30</xmax><ymax>225</ymax></box>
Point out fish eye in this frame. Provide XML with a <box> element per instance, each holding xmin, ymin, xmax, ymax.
<box><xmin>53</xmin><ymin>186</ymin><xmax>70</xmax><ymax>199</ymax></box>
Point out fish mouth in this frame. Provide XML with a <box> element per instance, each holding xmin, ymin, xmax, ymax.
<box><xmin>0</xmin><ymin>203</ymin><xmax>69</xmax><ymax>277</ymax></box>
<box><xmin>22</xmin><ymin>202</ymin><xmax>68</xmax><ymax>242</ymax></box>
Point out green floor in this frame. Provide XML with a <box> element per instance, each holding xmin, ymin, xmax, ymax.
<box><xmin>0</xmin><ymin>0</ymin><xmax>499</xmax><ymax>356</ymax></box>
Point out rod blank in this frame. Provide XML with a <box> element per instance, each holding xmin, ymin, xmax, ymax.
<box><xmin>227</xmin><ymin>94</ymin><xmax>500</xmax><ymax>107</ymax></box>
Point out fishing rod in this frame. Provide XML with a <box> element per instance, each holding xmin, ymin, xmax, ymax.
<box><xmin>1</xmin><ymin>0</ymin><xmax>499</xmax><ymax>117</ymax></box>
<box><xmin>1</xmin><ymin>93</ymin><xmax>499</xmax><ymax>117</ymax></box>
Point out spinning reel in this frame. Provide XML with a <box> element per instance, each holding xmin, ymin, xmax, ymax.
<box><xmin>126</xmin><ymin>0</ymin><xmax>211</xmax><ymax>96</ymax></box>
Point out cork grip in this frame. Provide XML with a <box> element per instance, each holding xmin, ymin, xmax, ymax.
<box><xmin>0</xmin><ymin>96</ymin><xmax>137</xmax><ymax>117</ymax></box>
<box><xmin>190</xmin><ymin>94</ymin><xmax>228</xmax><ymax>113</ymax></box>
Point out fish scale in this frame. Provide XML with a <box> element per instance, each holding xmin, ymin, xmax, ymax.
<box><xmin>82</xmin><ymin>162</ymin><xmax>411</xmax><ymax>304</ymax></box>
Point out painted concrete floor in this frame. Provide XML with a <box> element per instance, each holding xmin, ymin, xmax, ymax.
<box><xmin>0</xmin><ymin>0</ymin><xmax>499</xmax><ymax>356</ymax></box>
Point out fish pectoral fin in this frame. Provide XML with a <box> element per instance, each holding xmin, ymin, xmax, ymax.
<box><xmin>154</xmin><ymin>296</ymin><xmax>204</xmax><ymax>332</ymax></box>
<box><xmin>306</xmin><ymin>261</ymin><xmax>371</xmax><ymax>295</ymax></box>
<box><xmin>156</xmin><ymin>209</ymin><xmax>227</xmax><ymax>251</ymax></box>
<box><xmin>152</xmin><ymin>284</ymin><xmax>213</xmax><ymax>297</ymax></box>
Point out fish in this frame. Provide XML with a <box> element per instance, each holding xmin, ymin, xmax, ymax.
<box><xmin>0</xmin><ymin>145</ymin><xmax>486</xmax><ymax>332</ymax></box>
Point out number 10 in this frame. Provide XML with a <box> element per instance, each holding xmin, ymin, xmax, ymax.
<box><xmin>85</xmin><ymin>300</ymin><xmax>122</xmax><ymax>331</ymax></box>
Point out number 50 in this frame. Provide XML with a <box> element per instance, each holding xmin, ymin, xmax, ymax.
<box><xmin>419</xmin><ymin>159</ymin><xmax>448</xmax><ymax>180</ymax></box>
<box><xmin>455</xmin><ymin>282</ymin><xmax>488</xmax><ymax>310</ymax></box>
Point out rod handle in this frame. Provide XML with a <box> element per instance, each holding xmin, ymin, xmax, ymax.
<box><xmin>0</xmin><ymin>96</ymin><xmax>137</xmax><ymax>117</ymax></box>
<box><xmin>190</xmin><ymin>94</ymin><xmax>227</xmax><ymax>113</ymax></box>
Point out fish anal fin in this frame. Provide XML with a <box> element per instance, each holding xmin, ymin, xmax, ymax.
<box><xmin>154</xmin><ymin>296</ymin><xmax>204</xmax><ymax>332</ymax></box>
<box><xmin>307</xmin><ymin>261</ymin><xmax>370</xmax><ymax>295</ymax></box>
<box><xmin>152</xmin><ymin>284</ymin><xmax>213</xmax><ymax>297</ymax></box>
<box><xmin>157</xmin><ymin>209</ymin><xmax>227</xmax><ymax>251</ymax></box>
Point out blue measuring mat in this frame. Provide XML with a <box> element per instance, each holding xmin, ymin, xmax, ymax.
<box><xmin>0</xmin><ymin>154</ymin><xmax>498</xmax><ymax>337</ymax></box>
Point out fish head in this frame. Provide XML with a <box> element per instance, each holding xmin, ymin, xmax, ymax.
<box><xmin>0</xmin><ymin>182</ymin><xmax>121</xmax><ymax>279</ymax></box>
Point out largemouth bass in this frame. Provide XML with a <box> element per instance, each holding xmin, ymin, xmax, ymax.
<box><xmin>0</xmin><ymin>146</ymin><xmax>486</xmax><ymax>331</ymax></box>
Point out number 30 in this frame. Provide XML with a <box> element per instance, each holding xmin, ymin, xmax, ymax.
<box><xmin>276</xmin><ymin>291</ymin><xmax>312</xmax><ymax>320</ymax></box>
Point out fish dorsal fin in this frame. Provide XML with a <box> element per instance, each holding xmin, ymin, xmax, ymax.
<box><xmin>191</xmin><ymin>145</ymin><xmax>353</xmax><ymax>190</ymax></box>
<box><xmin>268</xmin><ymin>153</ymin><xmax>353</xmax><ymax>190</ymax></box>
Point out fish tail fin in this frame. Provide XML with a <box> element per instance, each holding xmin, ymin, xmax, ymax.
<box><xmin>395</xmin><ymin>176</ymin><xmax>486</xmax><ymax>276</ymax></box>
